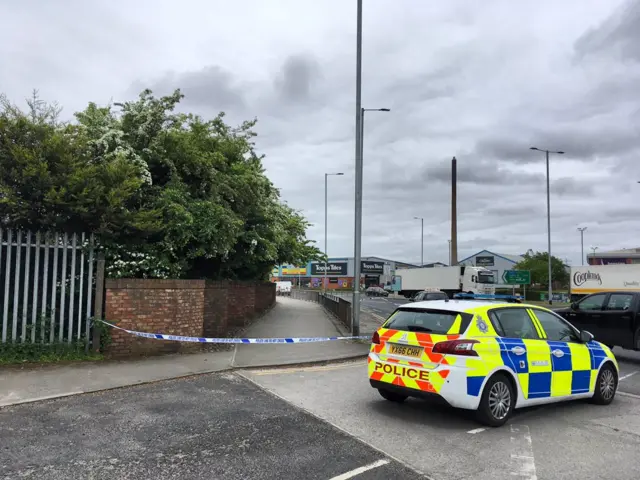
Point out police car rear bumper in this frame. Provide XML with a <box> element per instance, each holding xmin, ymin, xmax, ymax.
<box><xmin>368</xmin><ymin>353</ymin><xmax>484</xmax><ymax>411</ymax></box>
<box><xmin>369</xmin><ymin>379</ymin><xmax>451</xmax><ymax>406</ymax></box>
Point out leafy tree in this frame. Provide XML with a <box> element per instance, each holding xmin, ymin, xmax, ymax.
<box><xmin>514</xmin><ymin>251</ymin><xmax>569</xmax><ymax>287</ymax></box>
<box><xmin>0</xmin><ymin>89</ymin><xmax>322</xmax><ymax>281</ymax></box>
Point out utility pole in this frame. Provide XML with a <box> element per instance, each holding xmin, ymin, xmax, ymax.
<box><xmin>578</xmin><ymin>227</ymin><xmax>587</xmax><ymax>266</ymax></box>
<box><xmin>530</xmin><ymin>147</ymin><xmax>565</xmax><ymax>306</ymax></box>
<box><xmin>414</xmin><ymin>217</ymin><xmax>424</xmax><ymax>266</ymax></box>
<box><xmin>352</xmin><ymin>0</ymin><xmax>363</xmax><ymax>337</ymax></box>
<box><xmin>450</xmin><ymin>157</ymin><xmax>458</xmax><ymax>265</ymax></box>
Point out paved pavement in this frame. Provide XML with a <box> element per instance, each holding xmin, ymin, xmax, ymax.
<box><xmin>242</xmin><ymin>353</ymin><xmax>640</xmax><ymax>480</ymax></box>
<box><xmin>232</xmin><ymin>297</ymin><xmax>369</xmax><ymax>367</ymax></box>
<box><xmin>1</xmin><ymin>297</ymin><xmax>369</xmax><ymax>407</ymax></box>
<box><xmin>0</xmin><ymin>373</ymin><xmax>423</xmax><ymax>480</ymax></box>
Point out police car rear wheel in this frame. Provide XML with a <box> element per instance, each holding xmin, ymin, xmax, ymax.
<box><xmin>378</xmin><ymin>388</ymin><xmax>407</xmax><ymax>403</ymax></box>
<box><xmin>591</xmin><ymin>363</ymin><xmax>617</xmax><ymax>405</ymax></box>
<box><xmin>476</xmin><ymin>373</ymin><xmax>514</xmax><ymax>427</ymax></box>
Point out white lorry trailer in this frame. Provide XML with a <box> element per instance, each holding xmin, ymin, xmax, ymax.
<box><xmin>395</xmin><ymin>265</ymin><xmax>496</xmax><ymax>298</ymax></box>
<box><xmin>570</xmin><ymin>264</ymin><xmax>640</xmax><ymax>301</ymax></box>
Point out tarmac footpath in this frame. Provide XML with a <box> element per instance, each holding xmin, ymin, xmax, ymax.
<box><xmin>0</xmin><ymin>297</ymin><xmax>370</xmax><ymax>408</ymax></box>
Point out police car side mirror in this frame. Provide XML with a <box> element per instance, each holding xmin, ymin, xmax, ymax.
<box><xmin>579</xmin><ymin>330</ymin><xmax>594</xmax><ymax>343</ymax></box>
<box><xmin>570</xmin><ymin>302</ymin><xmax>578</xmax><ymax>310</ymax></box>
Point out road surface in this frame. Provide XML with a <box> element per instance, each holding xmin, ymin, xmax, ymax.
<box><xmin>0</xmin><ymin>373</ymin><xmax>422</xmax><ymax>480</ymax></box>
<box><xmin>2</xmin><ymin>345</ymin><xmax>640</xmax><ymax>479</ymax></box>
<box><xmin>361</xmin><ymin>296</ymin><xmax>409</xmax><ymax>319</ymax></box>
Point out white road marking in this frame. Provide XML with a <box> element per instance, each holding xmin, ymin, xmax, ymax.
<box><xmin>509</xmin><ymin>424</ymin><xmax>537</xmax><ymax>480</ymax></box>
<box><xmin>0</xmin><ymin>391</ymin><xmax>85</xmax><ymax>408</ymax></box>
<box><xmin>467</xmin><ymin>427</ymin><xmax>486</xmax><ymax>434</ymax></box>
<box><xmin>618</xmin><ymin>391</ymin><xmax>640</xmax><ymax>400</ymax></box>
<box><xmin>619</xmin><ymin>371</ymin><xmax>638</xmax><ymax>381</ymax></box>
<box><xmin>329</xmin><ymin>459</ymin><xmax>390</xmax><ymax>480</ymax></box>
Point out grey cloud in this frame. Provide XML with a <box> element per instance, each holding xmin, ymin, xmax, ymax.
<box><xmin>473</xmin><ymin>125</ymin><xmax>639</xmax><ymax>164</ymax></box>
<box><xmin>274</xmin><ymin>54</ymin><xmax>322</xmax><ymax>104</ymax></box>
<box><xmin>574</xmin><ymin>0</ymin><xmax>640</xmax><ymax>62</ymax></box>
<box><xmin>136</xmin><ymin>66</ymin><xmax>247</xmax><ymax>111</ymax></box>
<box><xmin>5</xmin><ymin>0</ymin><xmax>638</xmax><ymax>268</ymax></box>
<box><xmin>551</xmin><ymin>177</ymin><xmax>595</xmax><ymax>197</ymax></box>
<box><xmin>420</xmin><ymin>158</ymin><xmax>545</xmax><ymax>186</ymax></box>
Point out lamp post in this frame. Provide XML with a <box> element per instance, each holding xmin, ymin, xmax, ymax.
<box><xmin>414</xmin><ymin>217</ymin><xmax>424</xmax><ymax>266</ymax></box>
<box><xmin>324</xmin><ymin>172</ymin><xmax>344</xmax><ymax>293</ymax></box>
<box><xmin>578</xmin><ymin>227</ymin><xmax>587</xmax><ymax>266</ymax></box>
<box><xmin>530</xmin><ymin>147</ymin><xmax>565</xmax><ymax>306</ymax></box>
<box><xmin>448</xmin><ymin>239</ymin><xmax>451</xmax><ymax>265</ymax></box>
<box><xmin>353</xmin><ymin>101</ymin><xmax>390</xmax><ymax>336</ymax></box>
<box><xmin>591</xmin><ymin>246</ymin><xmax>598</xmax><ymax>264</ymax></box>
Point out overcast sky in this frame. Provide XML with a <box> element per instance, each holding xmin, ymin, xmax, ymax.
<box><xmin>2</xmin><ymin>0</ymin><xmax>639</xmax><ymax>267</ymax></box>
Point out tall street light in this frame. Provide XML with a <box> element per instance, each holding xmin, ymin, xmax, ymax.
<box><xmin>352</xmin><ymin>0</ymin><xmax>364</xmax><ymax>337</ymax></box>
<box><xmin>530</xmin><ymin>146</ymin><xmax>565</xmax><ymax>306</ymax></box>
<box><xmin>353</xmin><ymin>90</ymin><xmax>390</xmax><ymax>337</ymax></box>
<box><xmin>353</xmin><ymin>107</ymin><xmax>390</xmax><ymax>322</ymax></box>
<box><xmin>448</xmin><ymin>239</ymin><xmax>452</xmax><ymax>266</ymax></box>
<box><xmin>577</xmin><ymin>227</ymin><xmax>587</xmax><ymax>266</ymax></box>
<box><xmin>413</xmin><ymin>217</ymin><xmax>424</xmax><ymax>266</ymax></box>
<box><xmin>591</xmin><ymin>246</ymin><xmax>598</xmax><ymax>264</ymax></box>
<box><xmin>324</xmin><ymin>172</ymin><xmax>344</xmax><ymax>293</ymax></box>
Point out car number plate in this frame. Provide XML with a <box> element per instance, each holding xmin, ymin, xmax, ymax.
<box><xmin>389</xmin><ymin>344</ymin><xmax>423</xmax><ymax>358</ymax></box>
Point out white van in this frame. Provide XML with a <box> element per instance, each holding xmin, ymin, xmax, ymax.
<box><xmin>275</xmin><ymin>281</ymin><xmax>292</xmax><ymax>296</ymax></box>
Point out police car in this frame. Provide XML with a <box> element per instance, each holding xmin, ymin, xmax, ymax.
<box><xmin>368</xmin><ymin>298</ymin><xmax>619</xmax><ymax>426</ymax></box>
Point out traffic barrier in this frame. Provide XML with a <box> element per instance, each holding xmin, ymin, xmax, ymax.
<box><xmin>98</xmin><ymin>320</ymin><xmax>370</xmax><ymax>343</ymax></box>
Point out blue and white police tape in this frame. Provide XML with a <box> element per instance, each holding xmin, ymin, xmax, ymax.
<box><xmin>98</xmin><ymin>320</ymin><xmax>371</xmax><ymax>344</ymax></box>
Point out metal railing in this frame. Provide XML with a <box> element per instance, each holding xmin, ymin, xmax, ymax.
<box><xmin>289</xmin><ymin>290</ymin><xmax>352</xmax><ymax>332</ymax></box>
<box><xmin>0</xmin><ymin>229</ymin><xmax>97</xmax><ymax>344</ymax></box>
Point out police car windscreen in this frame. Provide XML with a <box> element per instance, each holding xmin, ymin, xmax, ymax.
<box><xmin>386</xmin><ymin>309</ymin><xmax>471</xmax><ymax>334</ymax></box>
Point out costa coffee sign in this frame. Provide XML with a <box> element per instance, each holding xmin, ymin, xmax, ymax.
<box><xmin>573</xmin><ymin>270</ymin><xmax>602</xmax><ymax>286</ymax></box>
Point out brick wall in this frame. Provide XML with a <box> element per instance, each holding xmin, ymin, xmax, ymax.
<box><xmin>104</xmin><ymin>279</ymin><xmax>276</xmax><ymax>358</ymax></box>
<box><xmin>202</xmin><ymin>281</ymin><xmax>275</xmax><ymax>335</ymax></box>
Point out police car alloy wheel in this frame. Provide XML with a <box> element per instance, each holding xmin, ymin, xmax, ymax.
<box><xmin>591</xmin><ymin>363</ymin><xmax>617</xmax><ymax>405</ymax></box>
<box><xmin>378</xmin><ymin>388</ymin><xmax>407</xmax><ymax>403</ymax></box>
<box><xmin>476</xmin><ymin>373</ymin><xmax>515</xmax><ymax>427</ymax></box>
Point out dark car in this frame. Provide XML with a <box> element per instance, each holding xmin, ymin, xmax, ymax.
<box><xmin>555</xmin><ymin>291</ymin><xmax>640</xmax><ymax>351</ymax></box>
<box><xmin>410</xmin><ymin>290</ymin><xmax>449</xmax><ymax>302</ymax></box>
<box><xmin>366</xmin><ymin>286</ymin><xmax>389</xmax><ymax>297</ymax></box>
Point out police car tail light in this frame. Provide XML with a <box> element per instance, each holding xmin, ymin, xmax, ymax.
<box><xmin>432</xmin><ymin>339</ymin><xmax>479</xmax><ymax>356</ymax></box>
<box><xmin>372</xmin><ymin>331</ymin><xmax>381</xmax><ymax>344</ymax></box>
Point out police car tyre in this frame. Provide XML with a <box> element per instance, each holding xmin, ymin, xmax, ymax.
<box><xmin>378</xmin><ymin>388</ymin><xmax>408</xmax><ymax>403</ymax></box>
<box><xmin>590</xmin><ymin>363</ymin><xmax>617</xmax><ymax>405</ymax></box>
<box><xmin>476</xmin><ymin>372</ymin><xmax>515</xmax><ymax>427</ymax></box>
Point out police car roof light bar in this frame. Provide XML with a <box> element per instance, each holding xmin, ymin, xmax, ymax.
<box><xmin>453</xmin><ymin>293</ymin><xmax>522</xmax><ymax>302</ymax></box>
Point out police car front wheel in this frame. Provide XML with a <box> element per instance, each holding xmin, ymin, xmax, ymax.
<box><xmin>476</xmin><ymin>373</ymin><xmax>515</xmax><ymax>427</ymax></box>
<box><xmin>591</xmin><ymin>363</ymin><xmax>617</xmax><ymax>405</ymax></box>
<box><xmin>378</xmin><ymin>388</ymin><xmax>407</xmax><ymax>403</ymax></box>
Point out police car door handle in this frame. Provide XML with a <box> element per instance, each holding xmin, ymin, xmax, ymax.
<box><xmin>511</xmin><ymin>346</ymin><xmax>526</xmax><ymax>355</ymax></box>
<box><xmin>552</xmin><ymin>349</ymin><xmax>565</xmax><ymax>358</ymax></box>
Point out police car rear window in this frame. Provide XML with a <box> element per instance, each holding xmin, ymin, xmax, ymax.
<box><xmin>385</xmin><ymin>309</ymin><xmax>472</xmax><ymax>335</ymax></box>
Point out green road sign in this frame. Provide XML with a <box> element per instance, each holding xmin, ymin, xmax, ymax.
<box><xmin>502</xmin><ymin>270</ymin><xmax>531</xmax><ymax>285</ymax></box>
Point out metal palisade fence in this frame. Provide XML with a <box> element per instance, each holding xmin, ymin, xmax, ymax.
<box><xmin>0</xmin><ymin>228</ymin><xmax>96</xmax><ymax>345</ymax></box>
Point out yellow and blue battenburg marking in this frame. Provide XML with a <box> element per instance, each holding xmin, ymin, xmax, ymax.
<box><xmin>464</xmin><ymin>338</ymin><xmax>614</xmax><ymax>399</ymax></box>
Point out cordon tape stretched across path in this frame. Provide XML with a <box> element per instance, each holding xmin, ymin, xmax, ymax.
<box><xmin>98</xmin><ymin>320</ymin><xmax>370</xmax><ymax>344</ymax></box>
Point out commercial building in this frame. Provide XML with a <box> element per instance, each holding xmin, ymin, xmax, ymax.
<box><xmin>457</xmin><ymin>250</ymin><xmax>524</xmax><ymax>286</ymax></box>
<box><xmin>587</xmin><ymin>247</ymin><xmax>640</xmax><ymax>265</ymax></box>
<box><xmin>271</xmin><ymin>256</ymin><xmax>420</xmax><ymax>290</ymax></box>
